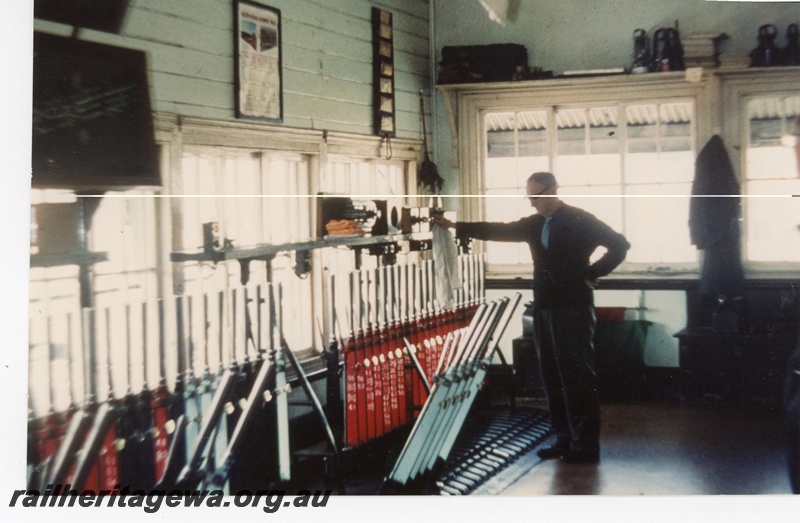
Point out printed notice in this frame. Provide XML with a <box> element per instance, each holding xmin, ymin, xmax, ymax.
<box><xmin>237</xmin><ymin>2</ymin><xmax>281</xmax><ymax>121</ymax></box>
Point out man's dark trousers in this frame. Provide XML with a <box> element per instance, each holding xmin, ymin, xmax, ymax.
<box><xmin>533</xmin><ymin>306</ymin><xmax>600</xmax><ymax>452</ymax></box>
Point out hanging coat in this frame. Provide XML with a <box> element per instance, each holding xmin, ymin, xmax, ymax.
<box><xmin>688</xmin><ymin>135</ymin><xmax>745</xmax><ymax>301</ymax></box>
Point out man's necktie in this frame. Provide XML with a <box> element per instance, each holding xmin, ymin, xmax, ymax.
<box><xmin>542</xmin><ymin>217</ymin><xmax>552</xmax><ymax>249</ymax></box>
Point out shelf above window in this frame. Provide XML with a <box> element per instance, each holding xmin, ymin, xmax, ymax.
<box><xmin>437</xmin><ymin>66</ymin><xmax>800</xmax><ymax>168</ymax></box>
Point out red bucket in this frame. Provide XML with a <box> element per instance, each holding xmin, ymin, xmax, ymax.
<box><xmin>595</xmin><ymin>306</ymin><xmax>626</xmax><ymax>324</ymax></box>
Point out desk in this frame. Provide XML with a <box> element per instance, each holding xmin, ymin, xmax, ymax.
<box><xmin>674</xmin><ymin>328</ymin><xmax>795</xmax><ymax>403</ymax></box>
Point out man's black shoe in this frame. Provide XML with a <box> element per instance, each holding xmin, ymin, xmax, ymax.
<box><xmin>560</xmin><ymin>449</ymin><xmax>600</xmax><ymax>464</ymax></box>
<box><xmin>536</xmin><ymin>445</ymin><xmax>568</xmax><ymax>460</ymax></box>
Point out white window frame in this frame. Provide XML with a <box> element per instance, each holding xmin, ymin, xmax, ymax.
<box><xmin>445</xmin><ymin>73</ymin><xmax>713</xmax><ymax>279</ymax></box>
<box><xmin>154</xmin><ymin>114</ymin><xmax>422</xmax><ymax>359</ymax></box>
<box><xmin>717</xmin><ymin>69</ymin><xmax>800</xmax><ymax>275</ymax></box>
<box><xmin>482</xmin><ymin>100</ymin><xmax>699</xmax><ymax>272</ymax></box>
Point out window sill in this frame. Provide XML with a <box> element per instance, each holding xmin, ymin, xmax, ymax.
<box><xmin>486</xmin><ymin>270</ymin><xmax>799</xmax><ymax>291</ymax></box>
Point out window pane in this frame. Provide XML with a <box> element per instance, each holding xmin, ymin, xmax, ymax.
<box><xmin>627</xmin><ymin>150</ymin><xmax>694</xmax><ymax>185</ymax></box>
<box><xmin>660</xmin><ymin>102</ymin><xmax>694</xmax><ymax>153</ymax></box>
<box><xmin>744</xmin><ymin>95</ymin><xmax>800</xmax><ymax>262</ymax></box>
<box><xmin>747</xmin><ymin>146</ymin><xmax>797</xmax><ymax>180</ymax></box>
<box><xmin>272</xmin><ymin>256</ymin><xmax>313</xmax><ymax>350</ymax></box>
<box><xmin>555</xmin><ymin>154</ymin><xmax>590</xmax><ymax>186</ymax></box>
<box><xmin>482</xmin><ymin>100</ymin><xmax>697</xmax><ymax>271</ymax></box>
<box><xmin>237</xmin><ymin>157</ymin><xmax>261</xmax><ymax>246</ymax></box>
<box><xmin>519</xmin><ymin>110</ymin><xmax>549</xmax><ymax>181</ymax></box>
<box><xmin>518</xmin><ymin>110</ymin><xmax>548</xmax><ymax>158</ymax></box>
<box><xmin>626</xmin><ymin>104</ymin><xmax>659</xmax><ymax>155</ymax></box>
<box><xmin>588</xmin><ymin>107</ymin><xmax>621</xmax><ymax>185</ymax></box>
<box><xmin>486</xmin><ymin>112</ymin><xmax>516</xmax><ymax>159</ymax></box>
<box><xmin>748</xmin><ymin>95</ymin><xmax>800</xmax><ymax>148</ymax></box>
<box><xmin>179</xmin><ymin>150</ymin><xmax>316</xmax><ymax>351</ymax></box>
<box><xmin>556</xmin><ymin>108</ymin><xmax>589</xmax><ymax>186</ymax></box>
<box><xmin>485</xmin><ymin>189</ymin><xmax>531</xmax><ymax>265</ymax></box>
<box><xmin>322</xmin><ymin>158</ymin><xmax>405</xmax><ymax>198</ymax></box>
<box><xmin>485</xmin><ymin>157</ymin><xmax>522</xmax><ymax>190</ymax></box>
<box><xmin>661</xmin><ymin>150</ymin><xmax>695</xmax><ymax>183</ymax></box>
<box><xmin>588</xmin><ymin>154</ymin><xmax>621</xmax><ymax>186</ymax></box>
<box><xmin>485</xmin><ymin>110</ymin><xmax>548</xmax><ymax>196</ymax></box>
<box><xmin>559</xmin><ymin>185</ymin><xmax>623</xmax><ymax>233</ymax></box>
<box><xmin>745</xmin><ymin>180</ymin><xmax>800</xmax><ymax>262</ymax></box>
<box><xmin>374</xmin><ymin>163</ymin><xmax>392</xmax><ymax>195</ymax></box>
<box><xmin>627</xmin><ymin>102</ymin><xmax>694</xmax><ymax>184</ymax></box>
<box><xmin>485</xmin><ymin>189</ymin><xmax>529</xmax><ymax>223</ymax></box>
<box><xmin>556</xmin><ymin>107</ymin><xmax>620</xmax><ymax>187</ymax></box>
<box><xmin>518</xmin><ymin>154</ymin><xmax>550</xmax><ymax>177</ymax></box>
<box><xmin>624</xmin><ymin>184</ymin><xmax>696</xmax><ymax>264</ymax></box>
<box><xmin>262</xmin><ymin>155</ymin><xmax>310</xmax><ymax>244</ymax></box>
<box><xmin>486</xmin><ymin>241</ymin><xmax>529</xmax><ymax>266</ymax></box>
<box><xmin>746</xmin><ymin>95</ymin><xmax>800</xmax><ymax>181</ymax></box>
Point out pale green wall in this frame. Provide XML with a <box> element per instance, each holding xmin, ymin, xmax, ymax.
<box><xmin>430</xmin><ymin>0</ymin><xmax>799</xmax><ymax>188</ymax></box>
<box><xmin>34</xmin><ymin>0</ymin><xmax>432</xmax><ymax>139</ymax></box>
<box><xmin>435</xmin><ymin>0</ymin><xmax>796</xmax><ymax>73</ymax></box>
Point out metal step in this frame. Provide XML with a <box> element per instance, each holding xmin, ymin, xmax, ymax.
<box><xmin>436</xmin><ymin>408</ymin><xmax>551</xmax><ymax>495</ymax></box>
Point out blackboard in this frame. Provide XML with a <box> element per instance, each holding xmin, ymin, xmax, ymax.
<box><xmin>34</xmin><ymin>0</ymin><xmax>130</xmax><ymax>34</ymax></box>
<box><xmin>32</xmin><ymin>32</ymin><xmax>160</xmax><ymax>190</ymax></box>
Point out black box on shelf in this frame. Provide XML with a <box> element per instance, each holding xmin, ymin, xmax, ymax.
<box><xmin>439</xmin><ymin>43</ymin><xmax>528</xmax><ymax>84</ymax></box>
<box><xmin>371</xmin><ymin>198</ymin><xmax>403</xmax><ymax>236</ymax></box>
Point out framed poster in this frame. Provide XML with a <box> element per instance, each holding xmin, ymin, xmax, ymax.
<box><xmin>372</xmin><ymin>7</ymin><xmax>395</xmax><ymax>136</ymax></box>
<box><xmin>234</xmin><ymin>1</ymin><xmax>283</xmax><ymax>122</ymax></box>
